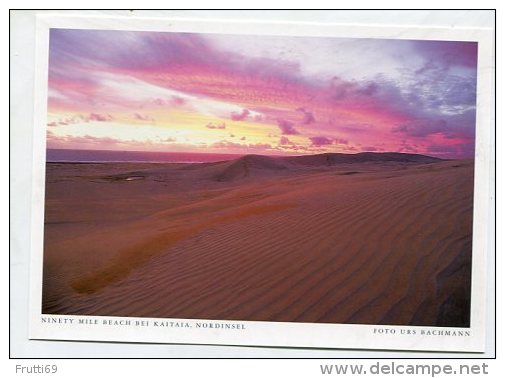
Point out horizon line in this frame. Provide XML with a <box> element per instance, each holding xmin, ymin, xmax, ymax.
<box><xmin>45</xmin><ymin>147</ymin><xmax>464</xmax><ymax>161</ymax></box>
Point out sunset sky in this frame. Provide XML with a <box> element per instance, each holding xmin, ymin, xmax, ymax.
<box><xmin>46</xmin><ymin>29</ymin><xmax>478</xmax><ymax>158</ymax></box>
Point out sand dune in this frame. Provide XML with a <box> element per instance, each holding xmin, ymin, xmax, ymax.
<box><xmin>213</xmin><ymin>152</ymin><xmax>443</xmax><ymax>181</ymax></box>
<box><xmin>42</xmin><ymin>153</ymin><xmax>473</xmax><ymax>327</ymax></box>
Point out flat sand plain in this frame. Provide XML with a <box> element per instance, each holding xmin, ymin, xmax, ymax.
<box><xmin>42</xmin><ymin>153</ymin><xmax>474</xmax><ymax>326</ymax></box>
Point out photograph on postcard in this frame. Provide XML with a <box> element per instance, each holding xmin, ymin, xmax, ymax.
<box><xmin>42</xmin><ymin>28</ymin><xmax>476</xmax><ymax>327</ymax></box>
<box><xmin>26</xmin><ymin>15</ymin><xmax>494</xmax><ymax>352</ymax></box>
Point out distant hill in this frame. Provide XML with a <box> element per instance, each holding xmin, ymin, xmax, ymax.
<box><xmin>282</xmin><ymin>152</ymin><xmax>442</xmax><ymax>166</ymax></box>
<box><xmin>212</xmin><ymin>152</ymin><xmax>443</xmax><ymax>182</ymax></box>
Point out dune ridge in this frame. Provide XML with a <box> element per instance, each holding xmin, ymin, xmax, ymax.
<box><xmin>42</xmin><ymin>153</ymin><xmax>473</xmax><ymax>327</ymax></box>
<box><xmin>211</xmin><ymin>152</ymin><xmax>443</xmax><ymax>181</ymax></box>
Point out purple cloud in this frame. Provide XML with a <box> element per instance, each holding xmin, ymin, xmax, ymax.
<box><xmin>206</xmin><ymin>122</ymin><xmax>226</xmax><ymax>129</ymax></box>
<box><xmin>296</xmin><ymin>107</ymin><xmax>315</xmax><ymax>124</ymax></box>
<box><xmin>392</xmin><ymin>119</ymin><xmax>448</xmax><ymax>138</ymax></box>
<box><xmin>356</xmin><ymin>82</ymin><xmax>379</xmax><ymax>96</ymax></box>
<box><xmin>412</xmin><ymin>40</ymin><xmax>478</xmax><ymax>70</ymax></box>
<box><xmin>309</xmin><ymin>136</ymin><xmax>334</xmax><ymax>147</ymax></box>
<box><xmin>231</xmin><ymin>109</ymin><xmax>250</xmax><ymax>121</ymax></box>
<box><xmin>279</xmin><ymin>136</ymin><xmax>292</xmax><ymax>145</ymax></box>
<box><xmin>277</xmin><ymin>119</ymin><xmax>299</xmax><ymax>135</ymax></box>
<box><xmin>251</xmin><ymin>143</ymin><xmax>272</xmax><ymax>149</ymax></box>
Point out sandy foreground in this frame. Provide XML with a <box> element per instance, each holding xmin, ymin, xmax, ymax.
<box><xmin>42</xmin><ymin>153</ymin><xmax>474</xmax><ymax>327</ymax></box>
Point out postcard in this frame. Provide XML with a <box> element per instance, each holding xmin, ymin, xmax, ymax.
<box><xmin>28</xmin><ymin>13</ymin><xmax>494</xmax><ymax>352</ymax></box>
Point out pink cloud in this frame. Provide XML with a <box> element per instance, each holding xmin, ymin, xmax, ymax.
<box><xmin>211</xmin><ymin>140</ymin><xmax>243</xmax><ymax>149</ymax></box>
<box><xmin>134</xmin><ymin>113</ymin><xmax>155</xmax><ymax>122</ymax></box>
<box><xmin>231</xmin><ymin>109</ymin><xmax>250</xmax><ymax>121</ymax></box>
<box><xmin>88</xmin><ymin>113</ymin><xmax>113</xmax><ymax>122</ymax></box>
<box><xmin>46</xmin><ymin>133</ymin><xmax>179</xmax><ymax>151</ymax></box>
<box><xmin>171</xmin><ymin>96</ymin><xmax>186</xmax><ymax>106</ymax></box>
<box><xmin>46</xmin><ymin>133</ymin><xmax>123</xmax><ymax>150</ymax></box>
